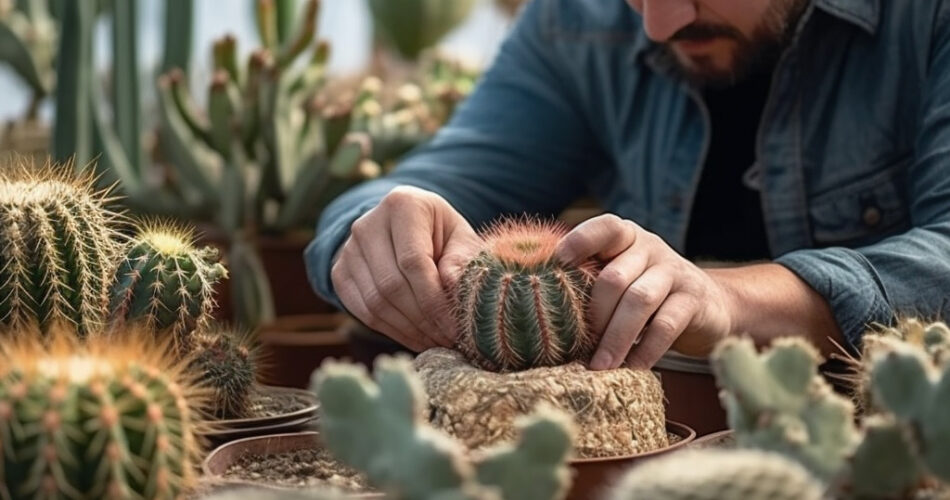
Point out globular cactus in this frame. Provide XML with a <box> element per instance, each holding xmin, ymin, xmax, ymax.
<box><xmin>109</xmin><ymin>220</ymin><xmax>228</xmax><ymax>350</ymax></box>
<box><xmin>188</xmin><ymin>327</ymin><xmax>258</xmax><ymax>419</ymax></box>
<box><xmin>710</xmin><ymin>337</ymin><xmax>860</xmax><ymax>481</ymax></box>
<box><xmin>607</xmin><ymin>449</ymin><xmax>824</xmax><ymax>500</ymax></box>
<box><xmin>0</xmin><ymin>162</ymin><xmax>122</xmax><ymax>338</ymax></box>
<box><xmin>0</xmin><ymin>329</ymin><xmax>205</xmax><ymax>500</ymax></box>
<box><xmin>453</xmin><ymin>218</ymin><xmax>600</xmax><ymax>372</ymax></box>
<box><xmin>312</xmin><ymin>355</ymin><xmax>574</xmax><ymax>500</ymax></box>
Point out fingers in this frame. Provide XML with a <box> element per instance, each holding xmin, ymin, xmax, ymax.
<box><xmin>556</xmin><ymin>214</ymin><xmax>638</xmax><ymax>264</ymax></box>
<box><xmin>625</xmin><ymin>292</ymin><xmax>697</xmax><ymax>369</ymax></box>
<box><xmin>387</xmin><ymin>208</ymin><xmax>457</xmax><ymax>345</ymax></box>
<box><xmin>331</xmin><ymin>259</ymin><xmax>430</xmax><ymax>352</ymax></box>
<box><xmin>589</xmin><ymin>249</ymin><xmax>651</xmax><ymax>336</ymax></box>
<box><xmin>590</xmin><ymin>266</ymin><xmax>673</xmax><ymax>370</ymax></box>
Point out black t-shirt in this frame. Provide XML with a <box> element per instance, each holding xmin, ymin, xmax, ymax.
<box><xmin>684</xmin><ymin>72</ymin><xmax>773</xmax><ymax>262</ymax></box>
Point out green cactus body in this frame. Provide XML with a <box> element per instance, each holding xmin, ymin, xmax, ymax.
<box><xmin>608</xmin><ymin>449</ymin><xmax>824</xmax><ymax>500</ymax></box>
<box><xmin>313</xmin><ymin>355</ymin><xmax>574</xmax><ymax>500</ymax></box>
<box><xmin>0</xmin><ymin>332</ymin><xmax>204</xmax><ymax>499</ymax></box>
<box><xmin>368</xmin><ymin>0</ymin><xmax>476</xmax><ymax>60</ymax></box>
<box><xmin>109</xmin><ymin>221</ymin><xmax>227</xmax><ymax>349</ymax></box>
<box><xmin>188</xmin><ymin>328</ymin><xmax>256</xmax><ymax>419</ymax></box>
<box><xmin>454</xmin><ymin>219</ymin><xmax>599</xmax><ymax>372</ymax></box>
<box><xmin>710</xmin><ymin>337</ymin><xmax>860</xmax><ymax>481</ymax></box>
<box><xmin>0</xmin><ymin>165</ymin><xmax>121</xmax><ymax>337</ymax></box>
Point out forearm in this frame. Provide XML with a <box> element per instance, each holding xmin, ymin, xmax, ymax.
<box><xmin>705</xmin><ymin>263</ymin><xmax>845</xmax><ymax>356</ymax></box>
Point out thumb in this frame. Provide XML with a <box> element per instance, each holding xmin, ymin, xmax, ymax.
<box><xmin>437</xmin><ymin>224</ymin><xmax>482</xmax><ymax>291</ymax></box>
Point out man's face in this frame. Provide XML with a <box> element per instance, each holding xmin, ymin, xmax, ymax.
<box><xmin>627</xmin><ymin>0</ymin><xmax>808</xmax><ymax>85</ymax></box>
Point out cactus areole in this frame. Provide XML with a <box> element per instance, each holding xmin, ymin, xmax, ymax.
<box><xmin>454</xmin><ymin>219</ymin><xmax>600</xmax><ymax>372</ymax></box>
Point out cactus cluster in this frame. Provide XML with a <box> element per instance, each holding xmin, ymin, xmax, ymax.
<box><xmin>453</xmin><ymin>218</ymin><xmax>600</xmax><ymax>372</ymax></box>
<box><xmin>0</xmin><ymin>163</ymin><xmax>122</xmax><ymax>338</ymax></box>
<box><xmin>0</xmin><ymin>0</ymin><xmax>56</xmax><ymax>120</ymax></box>
<box><xmin>0</xmin><ymin>330</ymin><xmax>205</xmax><ymax>499</ymax></box>
<box><xmin>607</xmin><ymin>449</ymin><xmax>824</xmax><ymax>500</ymax></box>
<box><xmin>710</xmin><ymin>337</ymin><xmax>860</xmax><ymax>480</ymax></box>
<box><xmin>313</xmin><ymin>355</ymin><xmax>574</xmax><ymax>500</ymax></box>
<box><xmin>109</xmin><ymin>220</ymin><xmax>228</xmax><ymax>349</ymax></box>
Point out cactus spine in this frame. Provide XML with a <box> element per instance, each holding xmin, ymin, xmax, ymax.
<box><xmin>187</xmin><ymin>327</ymin><xmax>257</xmax><ymax>419</ymax></box>
<box><xmin>608</xmin><ymin>449</ymin><xmax>824</xmax><ymax>500</ymax></box>
<box><xmin>313</xmin><ymin>355</ymin><xmax>574</xmax><ymax>500</ymax></box>
<box><xmin>0</xmin><ymin>163</ymin><xmax>122</xmax><ymax>337</ymax></box>
<box><xmin>0</xmin><ymin>330</ymin><xmax>205</xmax><ymax>499</ymax></box>
<box><xmin>454</xmin><ymin>218</ymin><xmax>599</xmax><ymax>371</ymax></box>
<box><xmin>109</xmin><ymin>220</ymin><xmax>227</xmax><ymax>349</ymax></box>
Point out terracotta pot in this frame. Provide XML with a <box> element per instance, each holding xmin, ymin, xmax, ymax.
<box><xmin>203</xmin><ymin>421</ymin><xmax>695</xmax><ymax>500</ymax></box>
<box><xmin>653</xmin><ymin>351</ymin><xmax>728</xmax><ymax>436</ymax></box>
<box><xmin>197</xmin><ymin>229</ymin><xmax>338</xmax><ymax>322</ymax></box>
<box><xmin>689</xmin><ymin>429</ymin><xmax>735</xmax><ymax>450</ymax></box>
<box><xmin>257</xmin><ymin>314</ymin><xmax>353</xmax><ymax>389</ymax></box>
<box><xmin>199</xmin><ymin>386</ymin><xmax>320</xmax><ymax>446</ymax></box>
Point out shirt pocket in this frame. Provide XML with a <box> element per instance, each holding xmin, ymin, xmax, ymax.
<box><xmin>807</xmin><ymin>157</ymin><xmax>912</xmax><ymax>248</ymax></box>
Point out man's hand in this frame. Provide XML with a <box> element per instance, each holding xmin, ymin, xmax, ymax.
<box><xmin>330</xmin><ymin>186</ymin><xmax>482</xmax><ymax>352</ymax></box>
<box><xmin>555</xmin><ymin>214</ymin><xmax>735</xmax><ymax>370</ymax></box>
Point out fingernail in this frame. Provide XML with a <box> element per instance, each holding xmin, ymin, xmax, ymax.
<box><xmin>590</xmin><ymin>351</ymin><xmax>613</xmax><ymax>371</ymax></box>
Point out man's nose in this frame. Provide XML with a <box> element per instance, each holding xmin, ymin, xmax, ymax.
<box><xmin>639</xmin><ymin>0</ymin><xmax>697</xmax><ymax>42</ymax></box>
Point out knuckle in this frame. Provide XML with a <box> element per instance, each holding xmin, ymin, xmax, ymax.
<box><xmin>598</xmin><ymin>268</ymin><xmax>629</xmax><ymax>291</ymax></box>
<box><xmin>376</xmin><ymin>274</ymin><xmax>405</xmax><ymax>298</ymax></box>
<box><xmin>623</xmin><ymin>283</ymin><xmax>658</xmax><ymax>306</ymax></box>
<box><xmin>650</xmin><ymin>316</ymin><xmax>680</xmax><ymax>337</ymax></box>
<box><xmin>363</xmin><ymin>288</ymin><xmax>387</xmax><ymax>311</ymax></box>
<box><xmin>396</xmin><ymin>251</ymin><xmax>429</xmax><ymax>274</ymax></box>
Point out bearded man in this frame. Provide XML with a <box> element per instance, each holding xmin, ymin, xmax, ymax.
<box><xmin>305</xmin><ymin>0</ymin><xmax>950</xmax><ymax>370</ymax></box>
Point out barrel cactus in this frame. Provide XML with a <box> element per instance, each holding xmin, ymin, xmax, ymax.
<box><xmin>453</xmin><ymin>218</ymin><xmax>600</xmax><ymax>372</ymax></box>
<box><xmin>0</xmin><ymin>162</ymin><xmax>122</xmax><ymax>337</ymax></box>
<box><xmin>0</xmin><ymin>329</ymin><xmax>204</xmax><ymax>499</ymax></box>
<box><xmin>608</xmin><ymin>449</ymin><xmax>824</xmax><ymax>500</ymax></box>
<box><xmin>188</xmin><ymin>326</ymin><xmax>257</xmax><ymax>419</ymax></box>
<box><xmin>109</xmin><ymin>220</ymin><xmax>228</xmax><ymax>350</ymax></box>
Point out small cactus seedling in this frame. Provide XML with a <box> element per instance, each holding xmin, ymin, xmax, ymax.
<box><xmin>454</xmin><ymin>218</ymin><xmax>600</xmax><ymax>371</ymax></box>
<box><xmin>313</xmin><ymin>355</ymin><xmax>574</xmax><ymax>500</ymax></box>
<box><xmin>607</xmin><ymin>449</ymin><xmax>824</xmax><ymax>500</ymax></box>
<box><xmin>109</xmin><ymin>220</ymin><xmax>228</xmax><ymax>350</ymax></box>
<box><xmin>711</xmin><ymin>337</ymin><xmax>860</xmax><ymax>481</ymax></box>
<box><xmin>188</xmin><ymin>326</ymin><xmax>257</xmax><ymax>419</ymax></box>
<box><xmin>0</xmin><ymin>328</ymin><xmax>205</xmax><ymax>499</ymax></box>
<box><xmin>0</xmin><ymin>162</ymin><xmax>122</xmax><ymax>337</ymax></box>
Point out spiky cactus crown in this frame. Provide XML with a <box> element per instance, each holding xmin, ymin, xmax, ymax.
<box><xmin>188</xmin><ymin>327</ymin><xmax>257</xmax><ymax>419</ymax></box>
<box><xmin>454</xmin><ymin>218</ymin><xmax>600</xmax><ymax>372</ymax></box>
<box><xmin>0</xmin><ymin>162</ymin><xmax>122</xmax><ymax>337</ymax></box>
<box><xmin>0</xmin><ymin>328</ymin><xmax>206</xmax><ymax>499</ymax></box>
<box><xmin>110</xmin><ymin>219</ymin><xmax>228</xmax><ymax>352</ymax></box>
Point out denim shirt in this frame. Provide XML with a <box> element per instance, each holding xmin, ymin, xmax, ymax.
<box><xmin>306</xmin><ymin>0</ymin><xmax>950</xmax><ymax>349</ymax></box>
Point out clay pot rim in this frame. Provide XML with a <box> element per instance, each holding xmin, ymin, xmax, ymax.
<box><xmin>206</xmin><ymin>386</ymin><xmax>319</xmax><ymax>428</ymax></box>
<box><xmin>689</xmin><ymin>429</ymin><xmax>735</xmax><ymax>449</ymax></box>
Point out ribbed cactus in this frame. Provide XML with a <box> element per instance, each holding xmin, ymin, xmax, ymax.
<box><xmin>0</xmin><ymin>330</ymin><xmax>205</xmax><ymax>499</ymax></box>
<box><xmin>188</xmin><ymin>327</ymin><xmax>257</xmax><ymax>419</ymax></box>
<box><xmin>710</xmin><ymin>337</ymin><xmax>860</xmax><ymax>481</ymax></box>
<box><xmin>607</xmin><ymin>449</ymin><xmax>824</xmax><ymax>500</ymax></box>
<box><xmin>109</xmin><ymin>220</ymin><xmax>227</xmax><ymax>349</ymax></box>
<box><xmin>313</xmin><ymin>355</ymin><xmax>574</xmax><ymax>500</ymax></box>
<box><xmin>0</xmin><ymin>163</ymin><xmax>122</xmax><ymax>337</ymax></box>
<box><xmin>368</xmin><ymin>0</ymin><xmax>477</xmax><ymax>60</ymax></box>
<box><xmin>453</xmin><ymin>218</ymin><xmax>600</xmax><ymax>372</ymax></box>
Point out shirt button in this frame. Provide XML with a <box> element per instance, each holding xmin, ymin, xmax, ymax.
<box><xmin>863</xmin><ymin>206</ymin><xmax>882</xmax><ymax>227</ymax></box>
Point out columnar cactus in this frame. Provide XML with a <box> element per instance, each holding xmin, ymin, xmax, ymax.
<box><xmin>313</xmin><ymin>355</ymin><xmax>574</xmax><ymax>500</ymax></box>
<box><xmin>607</xmin><ymin>449</ymin><xmax>824</xmax><ymax>500</ymax></box>
<box><xmin>710</xmin><ymin>337</ymin><xmax>860</xmax><ymax>480</ymax></box>
<box><xmin>188</xmin><ymin>327</ymin><xmax>257</xmax><ymax>419</ymax></box>
<box><xmin>453</xmin><ymin>218</ymin><xmax>600</xmax><ymax>372</ymax></box>
<box><xmin>0</xmin><ymin>330</ymin><xmax>205</xmax><ymax>499</ymax></box>
<box><xmin>368</xmin><ymin>0</ymin><xmax>477</xmax><ymax>61</ymax></box>
<box><xmin>0</xmin><ymin>163</ymin><xmax>122</xmax><ymax>337</ymax></box>
<box><xmin>0</xmin><ymin>0</ymin><xmax>56</xmax><ymax>119</ymax></box>
<box><xmin>109</xmin><ymin>220</ymin><xmax>227</xmax><ymax>349</ymax></box>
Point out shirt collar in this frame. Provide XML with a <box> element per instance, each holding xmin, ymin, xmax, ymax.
<box><xmin>813</xmin><ymin>0</ymin><xmax>880</xmax><ymax>34</ymax></box>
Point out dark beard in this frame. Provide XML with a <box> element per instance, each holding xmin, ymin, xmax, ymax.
<box><xmin>661</xmin><ymin>0</ymin><xmax>810</xmax><ymax>88</ymax></box>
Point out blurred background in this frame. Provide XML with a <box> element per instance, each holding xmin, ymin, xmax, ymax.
<box><xmin>0</xmin><ymin>0</ymin><xmax>531</xmax><ymax>387</ymax></box>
